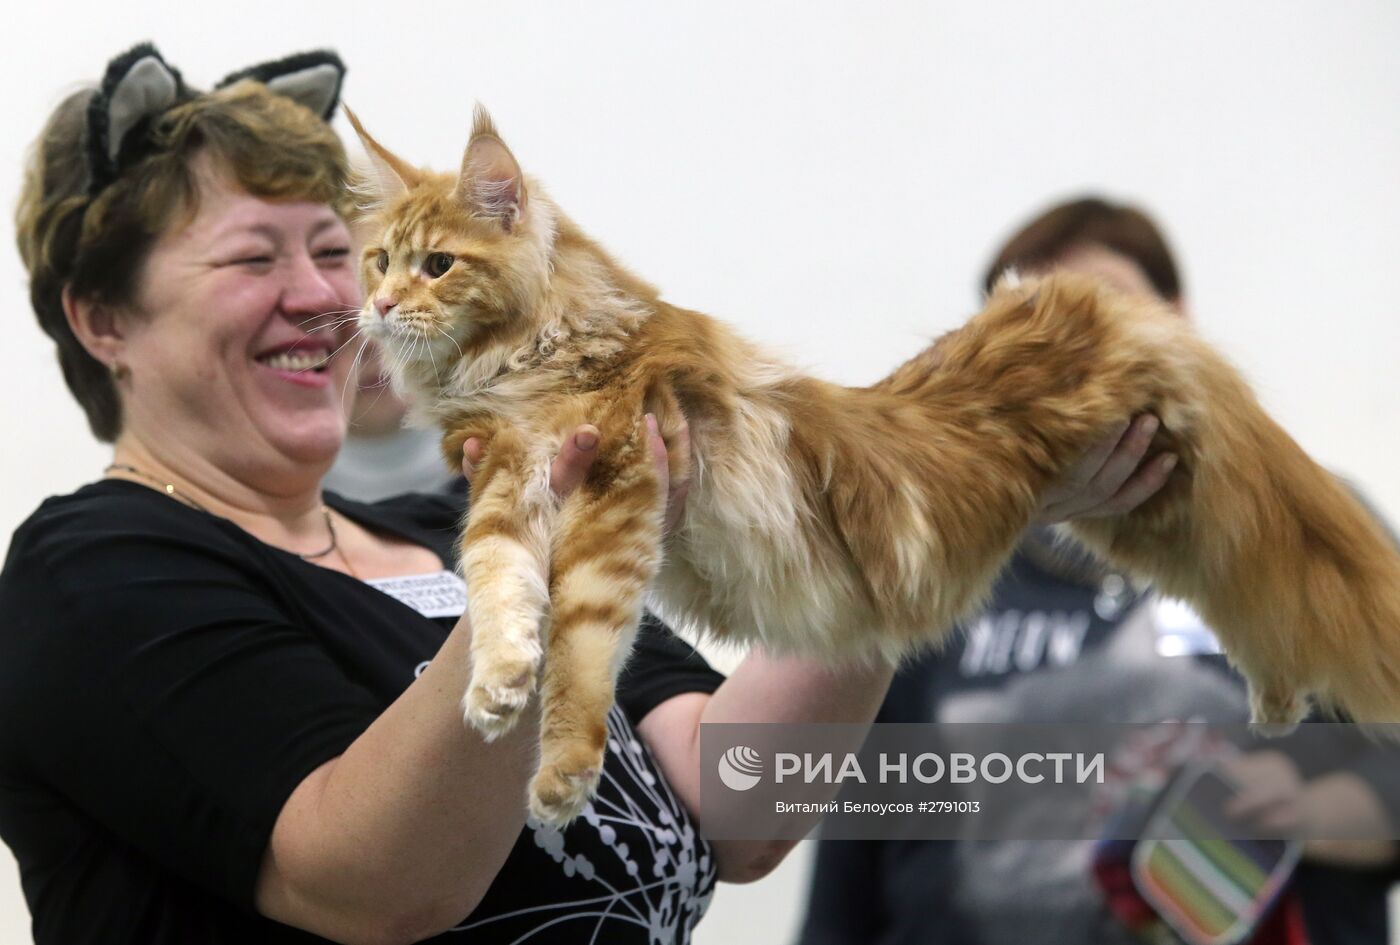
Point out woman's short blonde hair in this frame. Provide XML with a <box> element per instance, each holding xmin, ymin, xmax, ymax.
<box><xmin>15</xmin><ymin>80</ymin><xmax>353</xmax><ymax>441</ymax></box>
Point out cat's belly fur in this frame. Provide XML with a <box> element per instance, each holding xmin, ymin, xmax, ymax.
<box><xmin>649</xmin><ymin>396</ymin><xmax>960</xmax><ymax>662</ymax></box>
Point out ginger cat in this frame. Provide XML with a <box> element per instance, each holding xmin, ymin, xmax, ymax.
<box><xmin>347</xmin><ymin>107</ymin><xmax>1400</xmax><ymax>825</ymax></box>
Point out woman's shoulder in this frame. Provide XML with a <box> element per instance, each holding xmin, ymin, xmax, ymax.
<box><xmin>12</xmin><ymin>478</ymin><xmax>208</xmax><ymax>542</ymax></box>
<box><xmin>12</xmin><ymin>478</ymin><xmax>226</xmax><ymax>543</ymax></box>
<box><xmin>3</xmin><ymin>480</ymin><xmax>251</xmax><ymax>590</ymax></box>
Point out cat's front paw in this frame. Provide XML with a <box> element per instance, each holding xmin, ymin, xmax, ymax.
<box><xmin>529</xmin><ymin>745</ymin><xmax>605</xmax><ymax>827</ymax></box>
<box><xmin>1248</xmin><ymin>684</ymin><xmax>1308</xmax><ymax>737</ymax></box>
<box><xmin>462</xmin><ymin>659</ymin><xmax>537</xmax><ymax>740</ymax></box>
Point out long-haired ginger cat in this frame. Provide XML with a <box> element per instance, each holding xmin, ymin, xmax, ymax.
<box><xmin>346</xmin><ymin>107</ymin><xmax>1400</xmax><ymax>825</ymax></box>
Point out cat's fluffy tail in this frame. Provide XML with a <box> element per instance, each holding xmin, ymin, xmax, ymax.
<box><xmin>991</xmin><ymin>274</ymin><xmax>1400</xmax><ymax>724</ymax></box>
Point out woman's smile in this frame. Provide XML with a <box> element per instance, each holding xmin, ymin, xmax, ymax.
<box><xmin>253</xmin><ymin>340</ymin><xmax>338</xmax><ymax>389</ymax></box>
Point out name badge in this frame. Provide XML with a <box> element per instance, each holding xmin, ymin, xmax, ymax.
<box><xmin>367</xmin><ymin>570</ymin><xmax>468</xmax><ymax>619</ymax></box>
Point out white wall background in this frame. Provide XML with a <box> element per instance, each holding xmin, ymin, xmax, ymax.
<box><xmin>1</xmin><ymin>2</ymin><xmax>1397</xmax><ymax>942</ymax></box>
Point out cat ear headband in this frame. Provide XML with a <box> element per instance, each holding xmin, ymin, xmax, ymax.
<box><xmin>216</xmin><ymin>50</ymin><xmax>346</xmax><ymax>124</ymax></box>
<box><xmin>85</xmin><ymin>43</ymin><xmax>346</xmax><ymax>195</ymax></box>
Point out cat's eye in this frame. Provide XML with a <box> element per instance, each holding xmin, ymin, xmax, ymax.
<box><xmin>424</xmin><ymin>252</ymin><xmax>455</xmax><ymax>279</ymax></box>
<box><xmin>376</xmin><ymin>250</ymin><xmax>389</xmax><ymax>275</ymax></box>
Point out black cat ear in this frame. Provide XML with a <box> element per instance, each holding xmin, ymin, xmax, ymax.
<box><xmin>86</xmin><ymin>43</ymin><xmax>188</xmax><ymax>193</ymax></box>
<box><xmin>217</xmin><ymin>50</ymin><xmax>346</xmax><ymax>121</ymax></box>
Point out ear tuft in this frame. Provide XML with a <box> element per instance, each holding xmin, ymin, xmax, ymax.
<box><xmin>470</xmin><ymin>102</ymin><xmax>500</xmax><ymax>143</ymax></box>
<box><xmin>343</xmin><ymin>105</ymin><xmax>420</xmax><ymax>208</ymax></box>
<box><xmin>456</xmin><ymin>105</ymin><xmax>526</xmax><ymax>230</ymax></box>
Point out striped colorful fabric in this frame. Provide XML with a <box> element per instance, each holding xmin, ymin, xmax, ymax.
<box><xmin>1132</xmin><ymin>772</ymin><xmax>1295</xmax><ymax>944</ymax></box>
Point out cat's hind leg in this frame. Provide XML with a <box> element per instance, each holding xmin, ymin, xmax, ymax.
<box><xmin>460</xmin><ymin>437</ymin><xmax>555</xmax><ymax>740</ymax></box>
<box><xmin>530</xmin><ymin>432</ymin><xmax>664</xmax><ymax>826</ymax></box>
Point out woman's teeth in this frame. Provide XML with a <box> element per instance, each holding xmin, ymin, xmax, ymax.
<box><xmin>258</xmin><ymin>350</ymin><xmax>330</xmax><ymax>372</ymax></box>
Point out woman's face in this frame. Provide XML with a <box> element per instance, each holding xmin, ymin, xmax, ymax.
<box><xmin>117</xmin><ymin>155</ymin><xmax>360</xmax><ymax>481</ymax></box>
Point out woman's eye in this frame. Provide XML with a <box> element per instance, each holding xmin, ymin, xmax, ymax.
<box><xmin>376</xmin><ymin>250</ymin><xmax>389</xmax><ymax>274</ymax></box>
<box><xmin>424</xmin><ymin>252</ymin><xmax>454</xmax><ymax>278</ymax></box>
<box><xmin>317</xmin><ymin>247</ymin><xmax>351</xmax><ymax>263</ymax></box>
<box><xmin>234</xmin><ymin>255</ymin><xmax>273</xmax><ymax>267</ymax></box>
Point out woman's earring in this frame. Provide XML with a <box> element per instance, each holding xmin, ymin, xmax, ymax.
<box><xmin>110</xmin><ymin>362</ymin><xmax>129</xmax><ymax>381</ymax></box>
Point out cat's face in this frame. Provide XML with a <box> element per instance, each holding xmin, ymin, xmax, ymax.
<box><xmin>358</xmin><ymin>180</ymin><xmax>527</xmax><ymax>367</ymax></box>
<box><xmin>348</xmin><ymin>108</ymin><xmax>553</xmax><ymax>382</ymax></box>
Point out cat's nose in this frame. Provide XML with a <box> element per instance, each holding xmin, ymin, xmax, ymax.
<box><xmin>373</xmin><ymin>295</ymin><xmax>398</xmax><ymax>317</ymax></box>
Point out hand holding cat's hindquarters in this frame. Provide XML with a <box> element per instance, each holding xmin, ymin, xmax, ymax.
<box><xmin>461</xmin><ymin>414</ymin><xmax>690</xmax><ymax>533</ymax></box>
<box><xmin>1034</xmin><ymin>413</ymin><xmax>1180</xmax><ymax>525</ymax></box>
<box><xmin>651</xmin><ymin>413</ymin><xmax>692</xmax><ymax>537</ymax></box>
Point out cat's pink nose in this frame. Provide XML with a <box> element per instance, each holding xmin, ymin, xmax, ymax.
<box><xmin>373</xmin><ymin>295</ymin><xmax>398</xmax><ymax>317</ymax></box>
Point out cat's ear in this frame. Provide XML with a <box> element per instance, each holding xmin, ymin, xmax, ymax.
<box><xmin>454</xmin><ymin>105</ymin><xmax>527</xmax><ymax>230</ymax></box>
<box><xmin>216</xmin><ymin>50</ymin><xmax>346</xmax><ymax>121</ymax></box>
<box><xmin>342</xmin><ymin>106</ymin><xmax>420</xmax><ymax>203</ymax></box>
<box><xmin>86</xmin><ymin>43</ymin><xmax>190</xmax><ymax>193</ymax></box>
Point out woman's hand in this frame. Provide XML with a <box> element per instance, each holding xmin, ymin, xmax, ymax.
<box><xmin>1223</xmin><ymin>751</ymin><xmax>1398</xmax><ymax>865</ymax></box>
<box><xmin>1224</xmin><ymin>749</ymin><xmax>1306</xmax><ymax>834</ymax></box>
<box><xmin>1035</xmin><ymin>414</ymin><xmax>1179</xmax><ymax>524</ymax></box>
<box><xmin>462</xmin><ymin>414</ymin><xmax>690</xmax><ymax>534</ymax></box>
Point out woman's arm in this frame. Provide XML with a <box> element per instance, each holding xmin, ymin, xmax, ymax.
<box><xmin>255</xmin><ymin>430</ymin><xmax>606</xmax><ymax>945</ymax></box>
<box><xmin>637</xmin><ymin>654</ymin><xmax>895</xmax><ymax>882</ymax></box>
<box><xmin>1226</xmin><ymin>749</ymin><xmax>1399</xmax><ymax>868</ymax></box>
<box><xmin>255</xmin><ymin>620</ymin><xmax>537</xmax><ymax>945</ymax></box>
<box><xmin>1298</xmin><ymin>771</ymin><xmax>1397</xmax><ymax>867</ymax></box>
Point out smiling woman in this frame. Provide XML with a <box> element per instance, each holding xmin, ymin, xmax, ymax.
<box><xmin>0</xmin><ymin>46</ymin><xmax>742</xmax><ymax>945</ymax></box>
<box><xmin>0</xmin><ymin>44</ymin><xmax>1178</xmax><ymax>945</ymax></box>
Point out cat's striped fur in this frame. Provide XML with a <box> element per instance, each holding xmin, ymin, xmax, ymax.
<box><xmin>348</xmin><ymin>107</ymin><xmax>1400</xmax><ymax>824</ymax></box>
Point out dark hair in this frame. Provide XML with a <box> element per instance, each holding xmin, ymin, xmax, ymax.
<box><xmin>981</xmin><ymin>196</ymin><xmax>1182</xmax><ymax>302</ymax></box>
<box><xmin>15</xmin><ymin>81</ymin><xmax>352</xmax><ymax>441</ymax></box>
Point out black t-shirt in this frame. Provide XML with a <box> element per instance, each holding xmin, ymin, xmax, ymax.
<box><xmin>0</xmin><ymin>480</ymin><xmax>725</xmax><ymax>944</ymax></box>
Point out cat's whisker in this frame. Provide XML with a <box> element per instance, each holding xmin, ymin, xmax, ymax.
<box><xmin>350</xmin><ymin>360</ymin><xmax>402</xmax><ymax>422</ymax></box>
<box><xmin>296</xmin><ymin>309</ymin><xmax>365</xmax><ymax>333</ymax></box>
<box><xmin>326</xmin><ymin>326</ymin><xmax>371</xmax><ymax>363</ymax></box>
<box><xmin>425</xmin><ymin>330</ymin><xmax>441</xmax><ymax>378</ymax></box>
<box><xmin>339</xmin><ymin>334</ymin><xmax>374</xmax><ymax>420</ymax></box>
<box><xmin>410</xmin><ymin>332</ymin><xmax>426</xmax><ymax>367</ymax></box>
<box><xmin>303</xmin><ymin>314</ymin><xmax>363</xmax><ymax>336</ymax></box>
<box><xmin>435</xmin><ymin>325</ymin><xmax>465</xmax><ymax>360</ymax></box>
